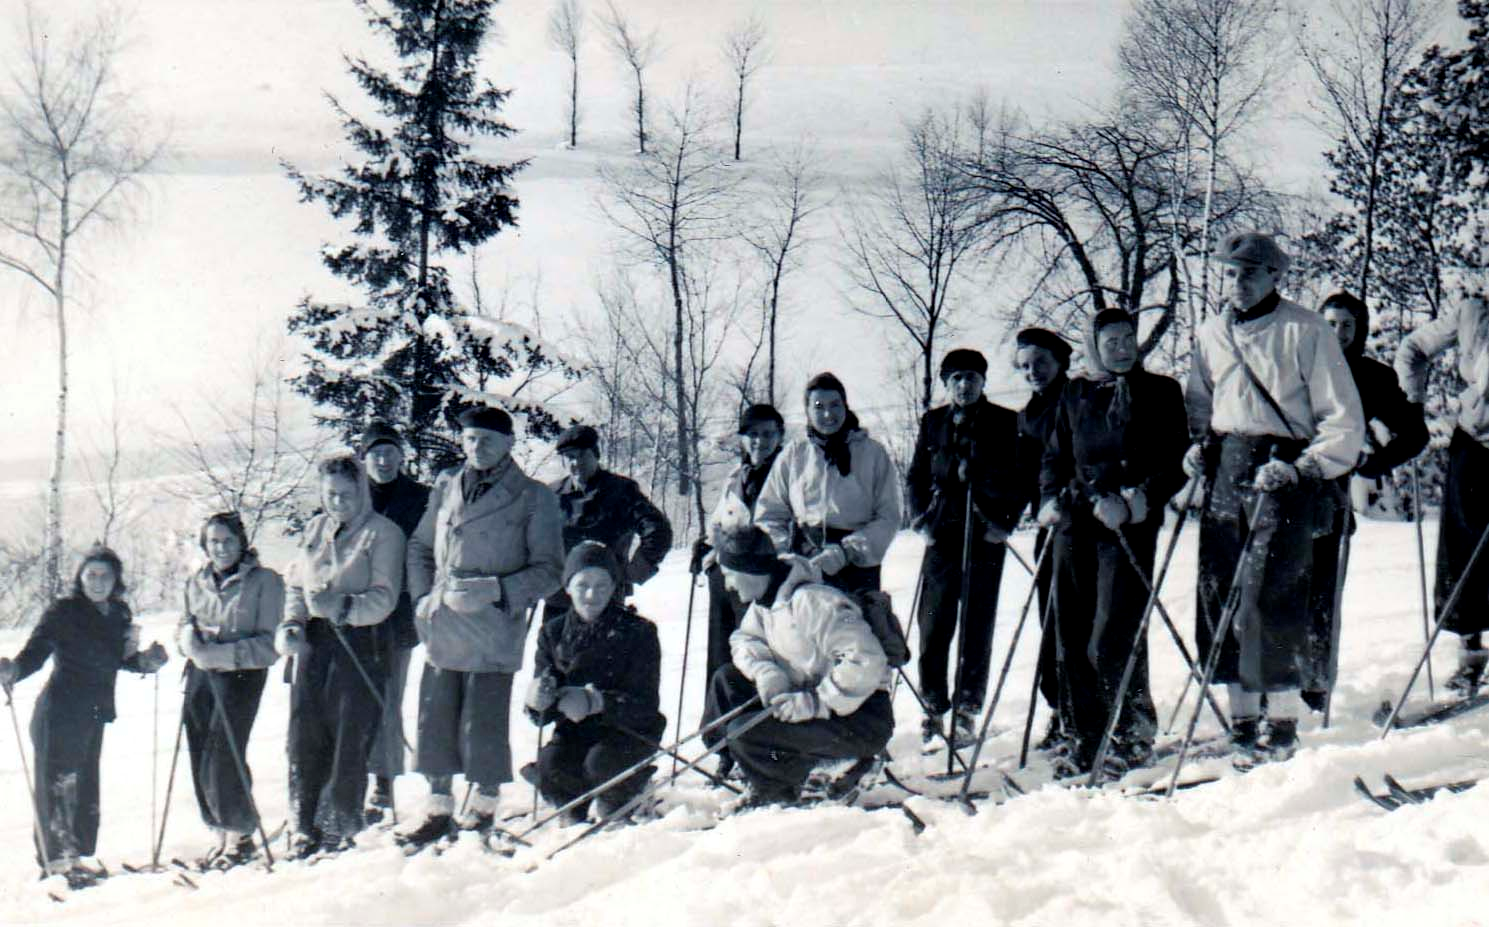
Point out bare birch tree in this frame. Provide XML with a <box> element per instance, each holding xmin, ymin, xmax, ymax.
<box><xmin>1295</xmin><ymin>0</ymin><xmax>1437</xmax><ymax>300</ymax></box>
<box><xmin>548</xmin><ymin>0</ymin><xmax>585</xmax><ymax>148</ymax></box>
<box><xmin>597</xmin><ymin>0</ymin><xmax>659</xmax><ymax>153</ymax></box>
<box><xmin>0</xmin><ymin>3</ymin><xmax>163</xmax><ymax>599</ymax></box>
<box><xmin>721</xmin><ymin>15</ymin><xmax>769</xmax><ymax>161</ymax></box>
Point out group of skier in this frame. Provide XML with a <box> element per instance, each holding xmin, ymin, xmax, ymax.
<box><xmin>5</xmin><ymin>228</ymin><xmax>1489</xmax><ymax>888</ymax></box>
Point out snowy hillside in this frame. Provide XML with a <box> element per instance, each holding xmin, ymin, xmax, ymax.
<box><xmin>1</xmin><ymin>517</ymin><xmax>1485</xmax><ymax>926</ymax></box>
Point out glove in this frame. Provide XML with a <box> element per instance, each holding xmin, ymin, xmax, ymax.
<box><xmin>689</xmin><ymin>539</ymin><xmax>712</xmax><ymax>575</ymax></box>
<box><xmin>0</xmin><ymin>657</ymin><xmax>16</xmax><ymax>691</ymax></box>
<box><xmin>1354</xmin><ymin>454</ymin><xmax>1386</xmax><ymax>479</ymax></box>
<box><xmin>1092</xmin><ymin>494</ymin><xmax>1130</xmax><ymax>531</ymax></box>
<box><xmin>770</xmin><ymin>690</ymin><xmax>824</xmax><ymax>723</ymax></box>
<box><xmin>1121</xmin><ymin>487</ymin><xmax>1149</xmax><ymax>525</ymax></box>
<box><xmin>1296</xmin><ymin>455</ymin><xmax>1324</xmax><ymax>480</ymax></box>
<box><xmin>1036</xmin><ymin>498</ymin><xmax>1063</xmax><ymax>528</ymax></box>
<box><xmin>308</xmin><ymin>586</ymin><xmax>347</xmax><ymax>621</ymax></box>
<box><xmin>1254</xmin><ymin>460</ymin><xmax>1299</xmax><ymax>493</ymax></box>
<box><xmin>136</xmin><ymin>642</ymin><xmax>169</xmax><ymax>674</ymax></box>
<box><xmin>809</xmin><ymin>545</ymin><xmax>848</xmax><ymax>576</ymax></box>
<box><xmin>755</xmin><ymin>668</ymin><xmax>790</xmax><ymax>707</ymax></box>
<box><xmin>1182</xmin><ymin>443</ymin><xmax>1207</xmax><ymax>479</ymax></box>
<box><xmin>556</xmin><ymin>684</ymin><xmax>604</xmax><ymax>722</ymax></box>
<box><xmin>274</xmin><ymin>622</ymin><xmax>310</xmax><ymax>659</ymax></box>
<box><xmin>983</xmin><ymin>522</ymin><xmax>1010</xmax><ymax>544</ymax></box>
<box><xmin>526</xmin><ymin>673</ymin><xmax>559</xmax><ymax>713</ymax></box>
<box><xmin>627</xmin><ymin>554</ymin><xmax>658</xmax><ymax>586</ymax></box>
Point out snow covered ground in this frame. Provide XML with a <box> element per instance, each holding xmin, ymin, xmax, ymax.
<box><xmin>1</xmin><ymin>516</ymin><xmax>1486</xmax><ymax>926</ymax></box>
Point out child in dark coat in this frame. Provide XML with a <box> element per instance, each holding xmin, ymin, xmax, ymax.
<box><xmin>524</xmin><ymin>541</ymin><xmax>665</xmax><ymax>823</ymax></box>
<box><xmin>0</xmin><ymin>545</ymin><xmax>169</xmax><ymax>886</ymax></box>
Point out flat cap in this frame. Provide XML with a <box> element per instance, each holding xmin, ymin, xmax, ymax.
<box><xmin>1215</xmin><ymin>231</ymin><xmax>1291</xmax><ymax>273</ymax></box>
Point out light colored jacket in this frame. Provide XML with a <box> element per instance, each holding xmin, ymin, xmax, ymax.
<box><xmin>180</xmin><ymin>557</ymin><xmax>284</xmax><ymax>671</ymax></box>
<box><xmin>729</xmin><ymin>581</ymin><xmax>889</xmax><ymax>718</ymax></box>
<box><xmin>1186</xmin><ymin>297</ymin><xmax>1365</xmax><ymax>479</ymax></box>
<box><xmin>753</xmin><ymin>430</ymin><xmax>902</xmax><ymax>566</ymax></box>
<box><xmin>407</xmin><ymin>459</ymin><xmax>564</xmax><ymax>673</ymax></box>
<box><xmin>1395</xmin><ymin>294</ymin><xmax>1489</xmax><ymax>446</ymax></box>
<box><xmin>286</xmin><ymin>506</ymin><xmax>406</xmax><ymax>628</ymax></box>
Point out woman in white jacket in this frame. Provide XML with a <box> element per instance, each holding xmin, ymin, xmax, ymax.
<box><xmin>754</xmin><ymin>373</ymin><xmax>901</xmax><ymax>597</ymax></box>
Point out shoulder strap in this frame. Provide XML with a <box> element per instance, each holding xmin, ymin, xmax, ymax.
<box><xmin>1224</xmin><ymin>315</ymin><xmax>1305</xmax><ymax>443</ymax></box>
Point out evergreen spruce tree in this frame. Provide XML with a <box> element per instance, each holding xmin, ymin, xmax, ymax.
<box><xmin>285</xmin><ymin>0</ymin><xmax>572</xmax><ymax>472</ymax></box>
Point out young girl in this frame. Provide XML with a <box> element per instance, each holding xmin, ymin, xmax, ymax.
<box><xmin>177</xmin><ymin>512</ymin><xmax>284</xmax><ymax>868</ymax></box>
<box><xmin>0</xmin><ymin>545</ymin><xmax>169</xmax><ymax>886</ymax></box>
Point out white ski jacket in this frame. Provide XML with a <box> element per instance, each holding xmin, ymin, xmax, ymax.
<box><xmin>753</xmin><ymin>430</ymin><xmax>901</xmax><ymax>566</ymax></box>
<box><xmin>1395</xmin><ymin>293</ymin><xmax>1489</xmax><ymax>447</ymax></box>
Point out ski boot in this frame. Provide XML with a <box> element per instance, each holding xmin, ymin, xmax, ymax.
<box><xmin>287</xmin><ymin>830</ymin><xmax>321</xmax><ymax>861</ymax></box>
<box><xmin>1034</xmin><ymin>715</ymin><xmax>1067</xmax><ymax>753</ymax></box>
<box><xmin>1300</xmin><ymin>690</ymin><xmax>1328</xmax><ymax>714</ymax></box>
<box><xmin>951</xmin><ymin>707</ymin><xmax>979</xmax><ymax>749</ymax></box>
<box><xmin>364</xmin><ymin>777</ymin><xmax>394</xmax><ymax>826</ymax></box>
<box><xmin>1228</xmin><ymin>715</ymin><xmax>1262</xmax><ymax>753</ymax></box>
<box><xmin>1446</xmin><ymin>649</ymin><xmax>1489</xmax><ymax>697</ymax></box>
<box><xmin>1234</xmin><ymin>718</ymin><xmax>1299</xmax><ymax>770</ymax></box>
<box><xmin>920</xmin><ymin>714</ymin><xmax>943</xmax><ymax>748</ymax></box>
<box><xmin>827</xmin><ymin>755</ymin><xmax>882</xmax><ymax>800</ymax></box>
<box><xmin>395</xmin><ymin>796</ymin><xmax>457</xmax><ymax>851</ymax></box>
<box><xmin>456</xmin><ymin>790</ymin><xmax>500</xmax><ymax>834</ymax></box>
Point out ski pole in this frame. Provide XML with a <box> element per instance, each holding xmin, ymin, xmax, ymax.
<box><xmin>1110</xmin><ymin>520</ymin><xmax>1230</xmax><ymax>734</ymax></box>
<box><xmin>515</xmin><ymin>696</ymin><xmax>760</xmax><ymax>842</ymax></box>
<box><xmin>614</xmin><ymin>721</ymin><xmax>743</xmax><ymax>794</ymax></box>
<box><xmin>151</xmin><ymin>670</ymin><xmax>160</xmax><ymax>867</ymax></box>
<box><xmin>1322</xmin><ymin>511</ymin><xmax>1352</xmax><ymax>728</ymax></box>
<box><xmin>1018</xmin><ymin>581</ymin><xmax>1060</xmax><ymax>769</ymax></box>
<box><xmin>958</xmin><ymin>541</ymin><xmax>1050</xmax><ymax>804</ymax></box>
<box><xmin>889</xmin><ymin>552</ymin><xmax>928</xmax><ymax>703</ymax></box>
<box><xmin>152</xmin><ymin>701</ymin><xmax>188</xmax><ymax>869</ymax></box>
<box><xmin>894</xmin><ymin>667</ymin><xmax>970</xmax><ymax>775</ymax></box>
<box><xmin>197</xmin><ymin>661</ymin><xmax>275</xmax><ymax>871</ymax></box>
<box><xmin>4</xmin><ymin>682</ymin><xmax>47</xmax><ymax>876</ymax></box>
<box><xmin>1412</xmin><ymin>460</ymin><xmax>1436</xmax><ymax>701</ymax></box>
<box><xmin>670</xmin><ymin>547</ymin><xmax>703</xmax><ymax>783</ymax></box>
<box><xmin>1378</xmin><ymin>518</ymin><xmax>1489</xmax><ymax>738</ymax></box>
<box><xmin>947</xmin><ymin>488</ymin><xmax>976</xmax><ymax>778</ymax></box>
<box><xmin>1088</xmin><ymin>493</ymin><xmax>1204</xmax><ymax>787</ymax></box>
<box><xmin>545</xmin><ymin>707</ymin><xmax>774</xmax><ymax>861</ymax></box>
<box><xmin>1165</xmin><ymin>493</ymin><xmax>1270</xmax><ymax>798</ymax></box>
<box><xmin>531</xmin><ymin>724</ymin><xmax>546</xmax><ymax>821</ymax></box>
<box><xmin>326</xmin><ymin>621</ymin><xmax>414</xmax><ymax>756</ymax></box>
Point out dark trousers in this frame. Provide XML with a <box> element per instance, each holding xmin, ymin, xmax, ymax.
<box><xmin>368</xmin><ymin>645</ymin><xmax>412</xmax><ymax>779</ymax></box>
<box><xmin>415</xmin><ymin>666</ymin><xmax>514</xmax><ymax>789</ymax></box>
<box><xmin>915</xmin><ymin>532</ymin><xmax>1006</xmax><ymax>715</ymax></box>
<box><xmin>1195</xmin><ymin>437</ymin><xmax>1315</xmax><ymax>692</ymax></box>
<box><xmin>1051</xmin><ymin>519</ymin><xmax>1158</xmax><ymax>766</ymax></box>
<box><xmin>287</xmin><ymin>621</ymin><xmax>385</xmax><ymax>839</ymax></box>
<box><xmin>185</xmin><ymin>666</ymin><xmax>266</xmax><ymax>834</ymax></box>
<box><xmin>1438</xmin><ymin>429</ymin><xmax>1489</xmax><ymax>636</ymax></box>
<box><xmin>705</xmin><ymin>563</ymin><xmax>747</xmax><ymax>689</ymax></box>
<box><xmin>535</xmin><ymin>720</ymin><xmax>655</xmax><ymax>814</ymax></box>
<box><xmin>30</xmin><ymin>687</ymin><xmax>105</xmax><ymax>865</ymax></box>
<box><xmin>706</xmin><ymin>665</ymin><xmax>893</xmax><ymax>800</ymax></box>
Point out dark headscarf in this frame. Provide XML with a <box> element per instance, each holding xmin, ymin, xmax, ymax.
<box><xmin>1087</xmin><ymin>309</ymin><xmax>1138</xmax><ymax>430</ymax></box>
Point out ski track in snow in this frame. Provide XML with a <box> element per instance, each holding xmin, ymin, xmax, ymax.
<box><xmin>2</xmin><ymin>520</ymin><xmax>1487</xmax><ymax>926</ymax></box>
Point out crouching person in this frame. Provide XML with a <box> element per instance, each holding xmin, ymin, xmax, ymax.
<box><xmin>400</xmin><ymin>406</ymin><xmax>564</xmax><ymax>847</ymax></box>
<box><xmin>278</xmin><ymin>454</ymin><xmax>407</xmax><ymax>859</ymax></box>
<box><xmin>703</xmin><ymin>526</ymin><xmax>894</xmax><ymax>807</ymax></box>
<box><xmin>523</xmin><ymin>541</ymin><xmax>664</xmax><ymax>824</ymax></box>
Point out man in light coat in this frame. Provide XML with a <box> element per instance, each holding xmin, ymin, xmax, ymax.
<box><xmin>398</xmin><ymin>406</ymin><xmax>564</xmax><ymax>847</ymax></box>
<box><xmin>1184</xmin><ymin>231</ymin><xmax>1364</xmax><ymax>764</ymax></box>
<box><xmin>1396</xmin><ymin>290</ymin><xmax>1489</xmax><ymax>693</ymax></box>
<box><xmin>703</xmin><ymin>526</ymin><xmax>893</xmax><ymax>806</ymax></box>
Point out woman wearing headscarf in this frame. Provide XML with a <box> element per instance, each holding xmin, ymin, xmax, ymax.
<box><xmin>1307</xmin><ymin>292</ymin><xmax>1428</xmax><ymax>709</ymax></box>
<box><xmin>0</xmin><ymin>546</ymin><xmax>169</xmax><ymax>886</ymax></box>
<box><xmin>277</xmin><ymin>453</ymin><xmax>406</xmax><ymax>858</ymax></box>
<box><xmin>754</xmin><ymin>373</ymin><xmax>901</xmax><ymax>597</ymax></box>
<box><xmin>176</xmin><ymin>511</ymin><xmax>284</xmax><ymax>869</ymax></box>
<box><xmin>524</xmin><ymin>541</ymin><xmax>664</xmax><ymax>823</ymax></box>
<box><xmin>1039</xmin><ymin>309</ymin><xmax>1189</xmax><ymax>777</ymax></box>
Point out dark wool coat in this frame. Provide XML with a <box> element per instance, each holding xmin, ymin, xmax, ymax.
<box><xmin>906</xmin><ymin>397</ymin><xmax>1025</xmax><ymax>541</ymax></box>
<box><xmin>530</xmin><ymin>603</ymin><xmax>665</xmax><ymax>740</ymax></box>
<box><xmin>369</xmin><ymin>471</ymin><xmax>432</xmax><ymax>649</ymax></box>
<box><xmin>1015</xmin><ymin>374</ymin><xmax>1068</xmax><ymax>519</ymax></box>
<box><xmin>550</xmin><ymin>469</ymin><xmax>674</xmax><ymax>581</ymax></box>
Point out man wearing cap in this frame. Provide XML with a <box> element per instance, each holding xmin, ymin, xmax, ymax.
<box><xmin>1012</xmin><ymin>328</ymin><xmax>1075</xmax><ymax>751</ymax></box>
<box><xmin>1185</xmin><ymin>231</ymin><xmax>1364</xmax><ymax>764</ymax></box>
<box><xmin>906</xmin><ymin>348</ymin><xmax>1025</xmax><ymax>747</ymax></box>
<box><xmin>358</xmin><ymin>421</ymin><xmax>432</xmax><ymax>823</ymax></box>
<box><xmin>550</xmin><ymin>424</ymin><xmax>674</xmax><ymax>596</ymax></box>
<box><xmin>701</xmin><ymin>526</ymin><xmax>894</xmax><ymax>806</ymax></box>
<box><xmin>399</xmin><ymin>405</ymin><xmax>565</xmax><ymax>846</ymax></box>
<box><xmin>694</xmin><ymin>403</ymin><xmax>786</xmax><ymax>696</ymax></box>
<box><xmin>1396</xmin><ymin>289</ymin><xmax>1489</xmax><ymax>694</ymax></box>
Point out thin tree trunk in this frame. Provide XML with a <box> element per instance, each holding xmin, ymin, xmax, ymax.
<box><xmin>569</xmin><ymin>55</ymin><xmax>579</xmax><ymax>148</ymax></box>
<box><xmin>733</xmin><ymin>75</ymin><xmax>745</xmax><ymax>161</ymax></box>
<box><xmin>669</xmin><ymin>237</ymin><xmax>689</xmax><ymax>495</ymax></box>
<box><xmin>45</xmin><ymin>235</ymin><xmax>68</xmax><ymax>601</ymax></box>
<box><xmin>635</xmin><ymin>72</ymin><xmax>646</xmax><ymax>154</ymax></box>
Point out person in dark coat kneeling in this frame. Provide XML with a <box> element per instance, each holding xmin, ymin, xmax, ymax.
<box><xmin>0</xmin><ymin>545</ymin><xmax>169</xmax><ymax>887</ymax></box>
<box><xmin>523</xmin><ymin>541</ymin><xmax>665</xmax><ymax>824</ymax></box>
<box><xmin>702</xmin><ymin>527</ymin><xmax>894</xmax><ymax>807</ymax></box>
<box><xmin>1039</xmin><ymin>309</ymin><xmax>1189</xmax><ymax>778</ymax></box>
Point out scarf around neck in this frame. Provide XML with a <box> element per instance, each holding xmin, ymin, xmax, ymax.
<box><xmin>808</xmin><ymin>410</ymin><xmax>860</xmax><ymax>477</ymax></box>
